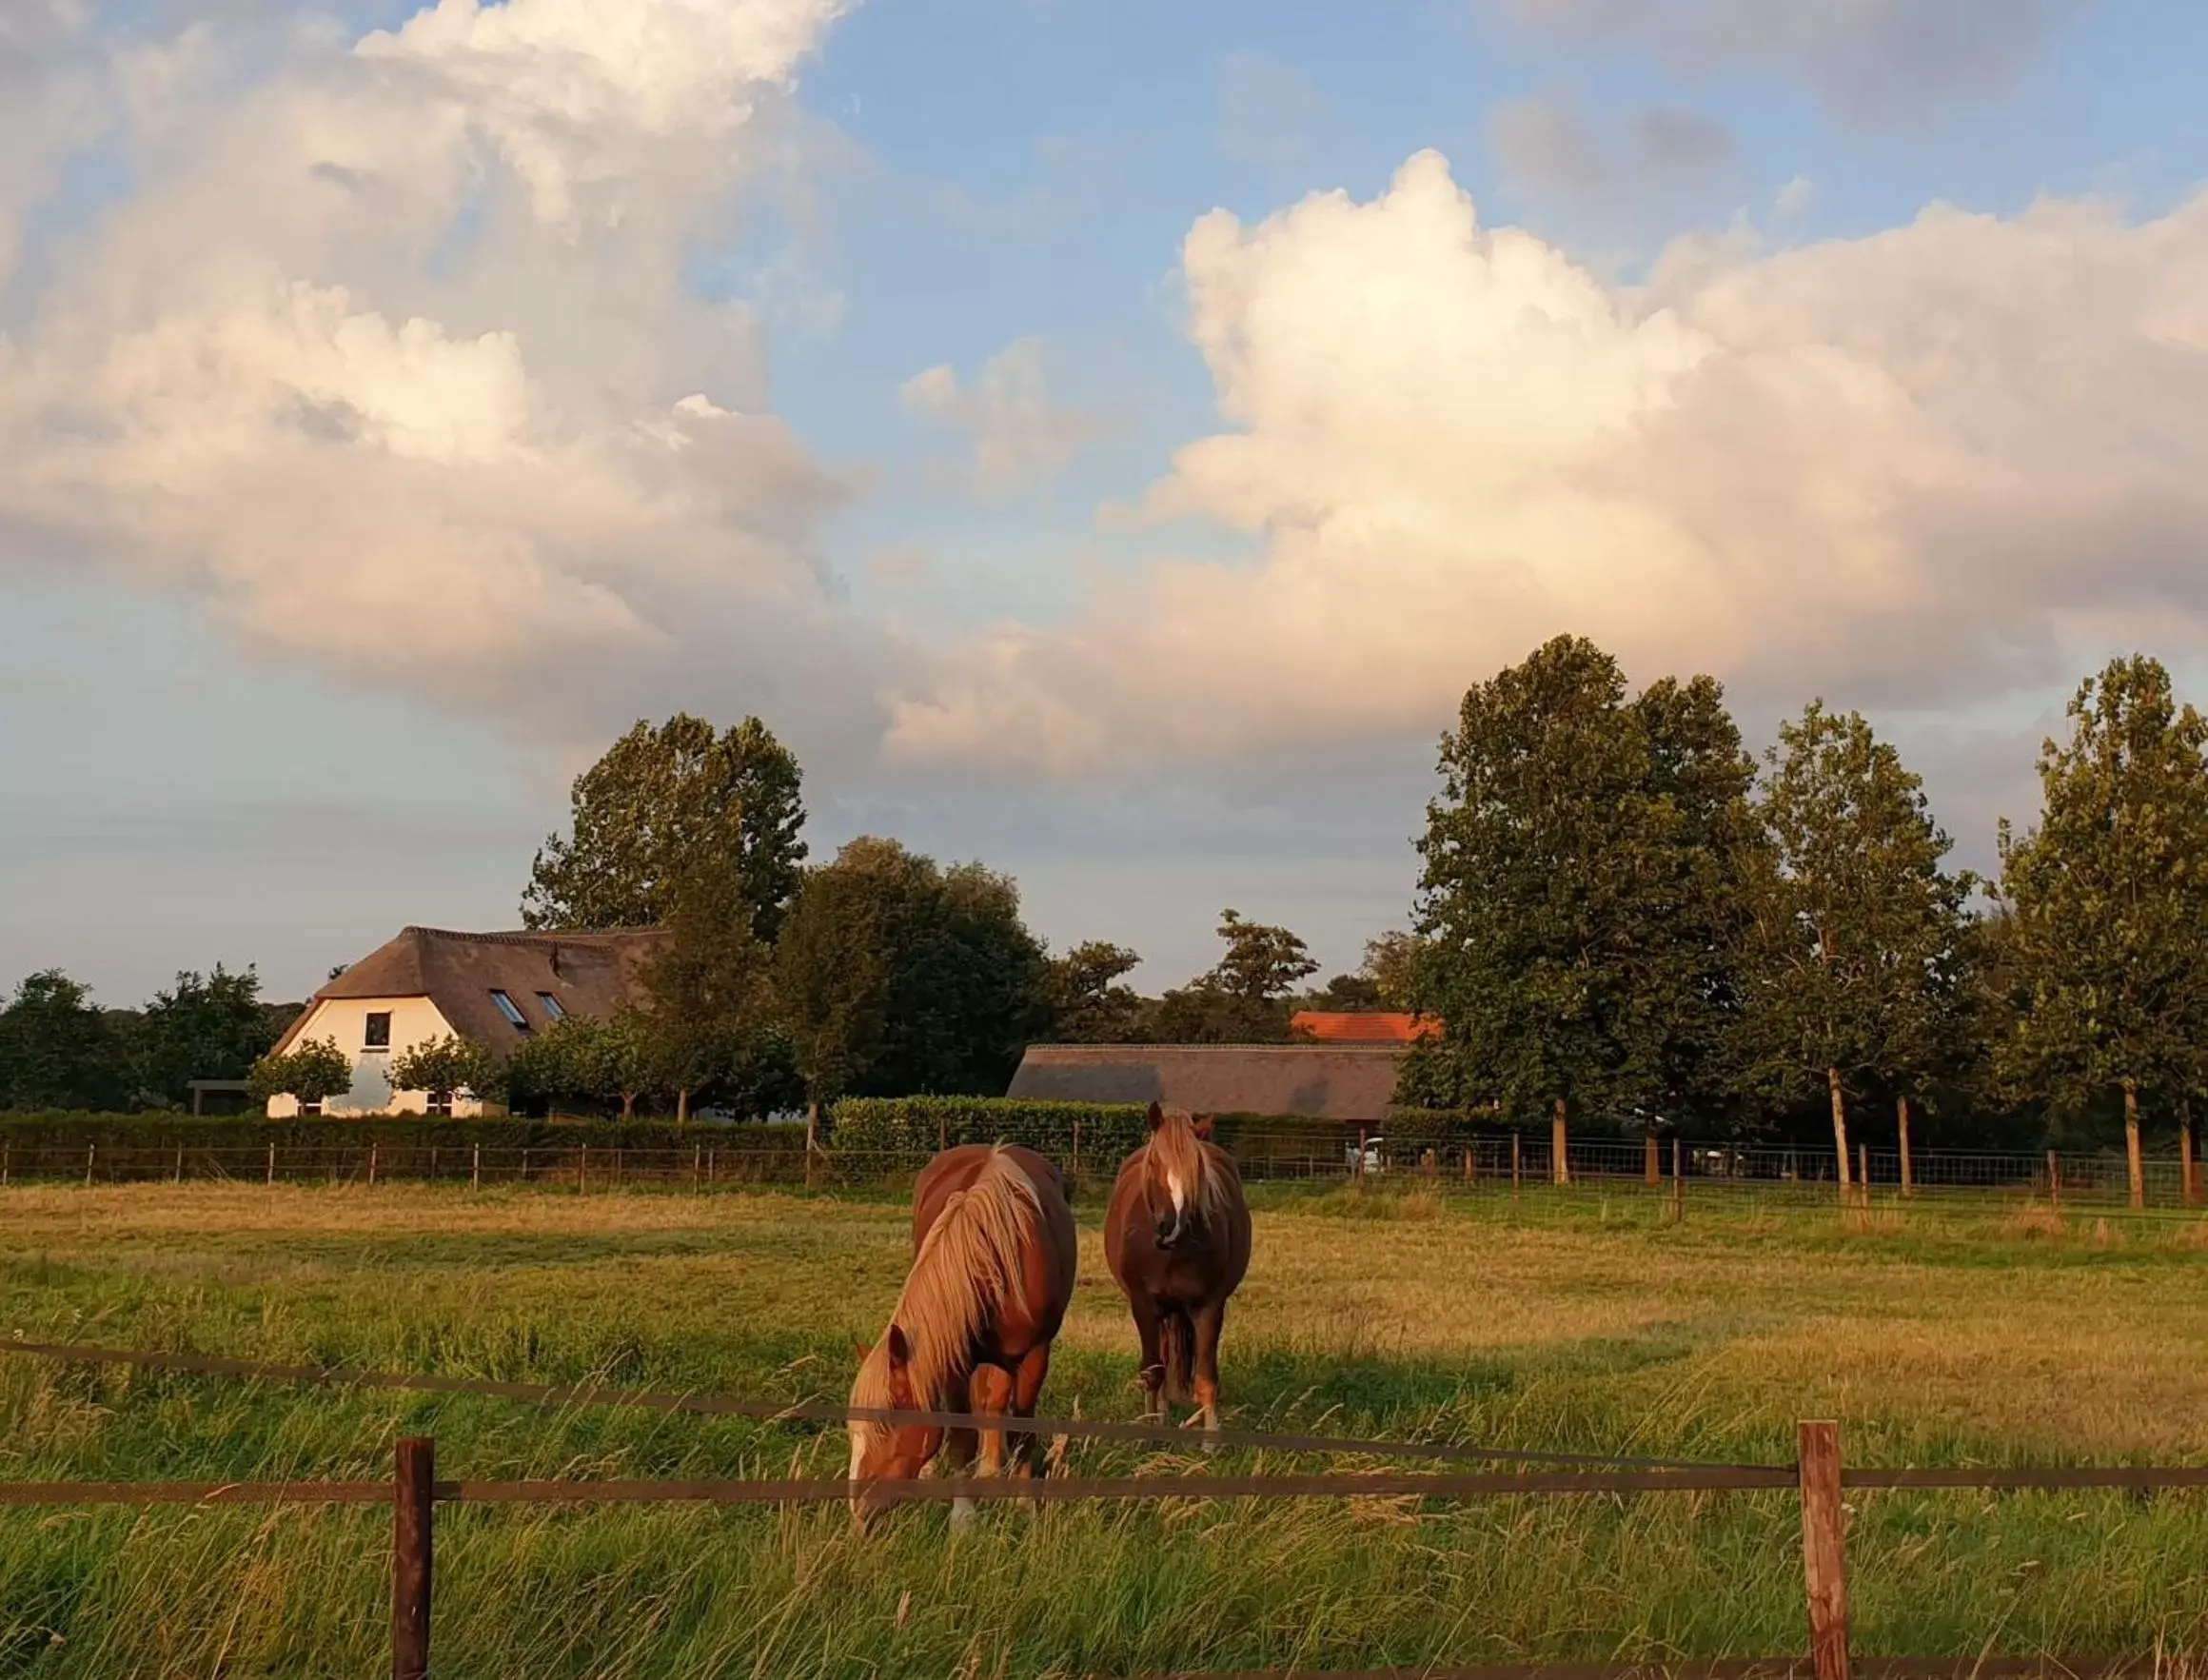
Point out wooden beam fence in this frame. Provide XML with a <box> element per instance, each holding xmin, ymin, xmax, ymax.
<box><xmin>3</xmin><ymin>1424</ymin><xmax>2199</xmax><ymax>1680</ymax></box>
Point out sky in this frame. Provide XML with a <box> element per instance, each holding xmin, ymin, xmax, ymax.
<box><xmin>5</xmin><ymin>0</ymin><xmax>2208</xmax><ymax>1007</ymax></box>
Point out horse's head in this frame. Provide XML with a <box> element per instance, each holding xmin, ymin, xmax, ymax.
<box><xmin>1143</xmin><ymin>1101</ymin><xmax>1217</xmax><ymax>1250</ymax></box>
<box><xmin>847</xmin><ymin>1324</ymin><xmax>941</xmax><ymax>1532</ymax></box>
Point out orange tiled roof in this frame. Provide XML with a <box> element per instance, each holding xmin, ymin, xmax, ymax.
<box><xmin>1289</xmin><ymin>1011</ymin><xmax>1441</xmax><ymax>1044</ymax></box>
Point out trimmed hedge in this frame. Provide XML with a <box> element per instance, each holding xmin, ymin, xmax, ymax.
<box><xmin>0</xmin><ymin>1112</ymin><xmax>810</xmax><ymax>1154</ymax></box>
<box><xmin>828</xmin><ymin>1097</ymin><xmax>1152</xmax><ymax>1163</ymax></box>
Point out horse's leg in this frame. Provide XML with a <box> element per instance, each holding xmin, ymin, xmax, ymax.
<box><xmin>968</xmin><ymin>1361</ymin><xmax>1015</xmax><ymax>1517</ymax></box>
<box><xmin>1188</xmin><ymin>1297</ymin><xmax>1227</xmax><ymax>1440</ymax></box>
<box><xmin>1006</xmin><ymin>1343</ymin><xmax>1053</xmax><ymax>1480</ymax></box>
<box><xmin>1127</xmin><ymin>1293</ymin><xmax>1167</xmax><ymax>1420</ymax></box>
<box><xmin>939</xmin><ymin>1374</ymin><xmax>981</xmax><ymax>1532</ymax></box>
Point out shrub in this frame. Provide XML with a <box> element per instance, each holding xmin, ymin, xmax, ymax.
<box><xmin>246</xmin><ymin>1038</ymin><xmax>352</xmax><ymax>1107</ymax></box>
<box><xmin>828</xmin><ymin>1097</ymin><xmax>1151</xmax><ymax>1162</ymax></box>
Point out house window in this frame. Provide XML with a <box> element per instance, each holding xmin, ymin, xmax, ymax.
<box><xmin>490</xmin><ymin>990</ymin><xmax>530</xmax><ymax>1031</ymax></box>
<box><xmin>537</xmin><ymin>992</ymin><xmax>566</xmax><ymax>1019</ymax></box>
<box><xmin>301</xmin><ymin>1100</ymin><xmax>323</xmax><ymax>1117</ymax></box>
<box><xmin>364</xmin><ymin>1012</ymin><xmax>392</xmax><ymax>1052</ymax></box>
<box><xmin>426</xmin><ymin>1091</ymin><xmax>454</xmax><ymax>1117</ymax></box>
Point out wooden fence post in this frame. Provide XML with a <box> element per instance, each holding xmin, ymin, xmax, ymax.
<box><xmin>1671</xmin><ymin>1136</ymin><xmax>1684</xmax><ymax>1224</ymax></box>
<box><xmin>1463</xmin><ymin>1140</ymin><xmax>1475</xmax><ymax>1186</ymax></box>
<box><xmin>266</xmin><ymin>1143</ymin><xmax>276</xmax><ymax>1187</ymax></box>
<box><xmin>2047</xmin><ymin>1150</ymin><xmax>2060</xmax><ymax>1211</ymax></box>
<box><xmin>1355</xmin><ymin>1127</ymin><xmax>1368</xmax><ymax>1181</ymax></box>
<box><xmin>1071</xmin><ymin>1119</ymin><xmax>1081</xmax><ymax>1186</ymax></box>
<box><xmin>1857</xmin><ymin>1145</ymin><xmax>1870</xmax><ymax>1212</ymax></box>
<box><xmin>2</xmin><ymin>1144</ymin><xmax>10</xmax><ymax>1188</ymax></box>
<box><xmin>470</xmin><ymin>1145</ymin><xmax>482</xmax><ymax>1194</ymax></box>
<box><xmin>579</xmin><ymin>1144</ymin><xmax>588</xmax><ymax>1194</ymax></box>
<box><xmin>519</xmin><ymin>1146</ymin><xmax>529</xmax><ymax>1184</ymax></box>
<box><xmin>392</xmin><ymin>1435</ymin><xmax>435</xmax><ymax>1680</ymax></box>
<box><xmin>86</xmin><ymin>1144</ymin><xmax>96</xmax><ymax>1188</ymax></box>
<box><xmin>693</xmin><ymin>1144</ymin><xmax>702</xmax><ymax>1193</ymax></box>
<box><xmin>1797</xmin><ymin>1420</ymin><xmax>1850</xmax><ymax>1680</ymax></box>
<box><xmin>706</xmin><ymin>1147</ymin><xmax>715</xmax><ymax>1188</ymax></box>
<box><xmin>1645</xmin><ymin>1130</ymin><xmax>1660</xmax><ymax>1187</ymax></box>
<box><xmin>369</xmin><ymin>1144</ymin><xmax>379</xmax><ymax>1189</ymax></box>
<box><xmin>1511</xmin><ymin>1134</ymin><xmax>1522</xmax><ymax>1200</ymax></box>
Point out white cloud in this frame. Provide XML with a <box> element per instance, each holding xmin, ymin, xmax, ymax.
<box><xmin>886</xmin><ymin>149</ymin><xmax>2208</xmax><ymax>773</ymax></box>
<box><xmin>1498</xmin><ymin>0</ymin><xmax>2082</xmax><ymax>124</ymax></box>
<box><xmin>899</xmin><ymin>337</ymin><xmax>1098</xmax><ymax>495</ymax></box>
<box><xmin>1774</xmin><ymin>174</ymin><xmax>1815</xmax><ymax>219</ymax></box>
<box><xmin>0</xmin><ymin>0</ymin><xmax>881</xmax><ymax>754</ymax></box>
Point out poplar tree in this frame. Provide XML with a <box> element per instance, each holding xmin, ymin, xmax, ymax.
<box><xmin>1997</xmin><ymin>656</ymin><xmax>2208</xmax><ymax>1207</ymax></box>
<box><xmin>1731</xmin><ymin>704</ymin><xmax>1974</xmax><ymax>1195</ymax></box>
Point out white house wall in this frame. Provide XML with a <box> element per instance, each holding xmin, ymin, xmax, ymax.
<box><xmin>265</xmin><ymin>998</ymin><xmax>503</xmax><ymax>1117</ymax></box>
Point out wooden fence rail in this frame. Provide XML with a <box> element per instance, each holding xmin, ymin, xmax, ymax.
<box><xmin>4</xmin><ymin>1423</ymin><xmax>2198</xmax><ymax>1680</ymax></box>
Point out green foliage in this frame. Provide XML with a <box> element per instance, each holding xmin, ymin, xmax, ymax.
<box><xmin>828</xmin><ymin>1096</ymin><xmax>1151</xmax><ymax>1159</ymax></box>
<box><xmin>1731</xmin><ymin>703</ymin><xmax>1978</xmax><ymax>1165</ymax></box>
<box><xmin>505</xmin><ymin>1013</ymin><xmax>661</xmax><ymax>1119</ymax></box>
<box><xmin>1996</xmin><ymin>655</ymin><xmax>2208</xmax><ymax>1141</ymax></box>
<box><xmin>1044</xmin><ymin>941</ymin><xmax>1149</xmax><ymax>1043</ymax></box>
<box><xmin>632</xmin><ymin>844</ymin><xmax>798</xmax><ymax>1117</ymax></box>
<box><xmin>1149</xmin><ymin>908</ymin><xmax>1318</xmax><ymax>1043</ymax></box>
<box><xmin>386</xmin><ymin>1035</ymin><xmax>503</xmax><ymax>1107</ymax></box>
<box><xmin>522</xmin><ymin>713</ymin><xmax>807</xmax><ymax>939</ymax></box>
<box><xmin>1359</xmin><ymin>931</ymin><xmax>1429</xmax><ymax>1011</ymax></box>
<box><xmin>1413</xmin><ymin>637</ymin><xmax>1748</xmax><ymax>1132</ymax></box>
<box><xmin>246</xmin><ymin>1037</ymin><xmax>353</xmax><ymax>1107</ymax></box>
<box><xmin>128</xmin><ymin>965</ymin><xmax>283</xmax><ymax>1109</ymax></box>
<box><xmin>773</xmin><ymin>838</ymin><xmax>1050</xmax><ymax>1103</ymax></box>
<box><xmin>0</xmin><ymin>970</ymin><xmax>125</xmax><ymax>1111</ymax></box>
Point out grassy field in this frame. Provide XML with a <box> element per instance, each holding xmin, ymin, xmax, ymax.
<box><xmin>2</xmin><ymin>1178</ymin><xmax>2205</xmax><ymax>1678</ymax></box>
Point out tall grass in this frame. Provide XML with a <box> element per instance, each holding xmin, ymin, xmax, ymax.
<box><xmin>2</xmin><ymin>1181</ymin><xmax>2205</xmax><ymax>1676</ymax></box>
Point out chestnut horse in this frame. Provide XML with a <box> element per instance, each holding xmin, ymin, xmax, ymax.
<box><xmin>848</xmin><ymin>1143</ymin><xmax>1077</xmax><ymax>1529</ymax></box>
<box><xmin>1104</xmin><ymin>1102</ymin><xmax>1252</xmax><ymax>1431</ymax></box>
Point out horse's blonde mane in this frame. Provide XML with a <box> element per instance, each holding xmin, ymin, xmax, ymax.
<box><xmin>1146</xmin><ymin>1107</ymin><xmax>1232</xmax><ymax>1220</ymax></box>
<box><xmin>851</xmin><ymin>1149</ymin><xmax>1044</xmax><ymax>1443</ymax></box>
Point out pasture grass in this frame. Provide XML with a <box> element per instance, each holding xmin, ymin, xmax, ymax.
<box><xmin>1</xmin><ymin>1177</ymin><xmax>2205</xmax><ymax>1676</ymax></box>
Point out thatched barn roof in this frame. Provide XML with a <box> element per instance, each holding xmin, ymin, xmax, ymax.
<box><xmin>1007</xmin><ymin>1044</ymin><xmax>1406</xmax><ymax>1122</ymax></box>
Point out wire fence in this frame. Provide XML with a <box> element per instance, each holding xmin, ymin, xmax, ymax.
<box><xmin>3</xmin><ymin>1338</ymin><xmax>2201</xmax><ymax>1680</ymax></box>
<box><xmin>0</xmin><ymin>1134</ymin><xmax>2198</xmax><ymax>1212</ymax></box>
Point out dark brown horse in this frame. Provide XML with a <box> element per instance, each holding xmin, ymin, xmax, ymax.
<box><xmin>1104</xmin><ymin>1102</ymin><xmax>1252</xmax><ymax>1431</ymax></box>
<box><xmin>848</xmin><ymin>1143</ymin><xmax>1077</xmax><ymax>1529</ymax></box>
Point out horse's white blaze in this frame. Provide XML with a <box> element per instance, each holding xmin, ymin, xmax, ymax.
<box><xmin>1168</xmin><ymin>1174</ymin><xmax>1187</xmax><ymax>1214</ymax></box>
<box><xmin>849</xmin><ymin>1428</ymin><xmax>867</xmax><ymax>1481</ymax></box>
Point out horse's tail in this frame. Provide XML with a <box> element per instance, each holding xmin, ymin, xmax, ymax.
<box><xmin>1159</xmin><ymin>1311</ymin><xmax>1193</xmax><ymax>1407</ymax></box>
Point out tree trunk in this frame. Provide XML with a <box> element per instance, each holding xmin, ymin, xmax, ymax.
<box><xmin>676</xmin><ymin>1087</ymin><xmax>690</xmax><ymax>1124</ymax></box>
<box><xmin>2182</xmin><ymin>1116</ymin><xmax>2199</xmax><ymax>1210</ymax></box>
<box><xmin>1644</xmin><ymin>1128</ymin><xmax>1660</xmax><ymax>1187</ymax></box>
<box><xmin>1552</xmin><ymin>1098</ymin><xmax>1570</xmax><ymax>1186</ymax></box>
<box><xmin>621</xmin><ymin>1092</ymin><xmax>637</xmax><ymax>1121</ymax></box>
<box><xmin>2123</xmin><ymin>1080</ymin><xmax>2144</xmax><ymax>1209</ymax></box>
<box><xmin>1897</xmin><ymin>1096</ymin><xmax>1914</xmax><ymax>1197</ymax></box>
<box><xmin>1826</xmin><ymin>1068</ymin><xmax>1851</xmax><ymax>1193</ymax></box>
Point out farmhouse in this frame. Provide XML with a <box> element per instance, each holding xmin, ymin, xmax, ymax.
<box><xmin>263</xmin><ymin>925</ymin><xmax>663</xmax><ymax>1117</ymax></box>
<box><xmin>1006</xmin><ymin>1042</ymin><xmax>1410</xmax><ymax>1123</ymax></box>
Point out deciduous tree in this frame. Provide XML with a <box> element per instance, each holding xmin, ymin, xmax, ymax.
<box><xmin>130</xmin><ymin>965</ymin><xmax>281</xmax><ymax>1109</ymax></box>
<box><xmin>774</xmin><ymin>839</ymin><xmax>1051</xmax><ymax>1123</ymax></box>
<box><xmin>1150</xmin><ymin>910</ymin><xmax>1317</xmax><ymax>1043</ymax></box>
<box><xmin>0</xmin><ymin>970</ymin><xmax>125</xmax><ymax>1112</ymax></box>
<box><xmin>387</xmin><ymin>1035</ymin><xmax>502</xmax><ymax>1114</ymax></box>
<box><xmin>1995</xmin><ymin>655</ymin><xmax>2208</xmax><ymax>1207</ymax></box>
<box><xmin>1414</xmin><ymin>637</ymin><xmax>1732</xmax><ymax>1181</ymax></box>
<box><xmin>1046</xmin><ymin>941</ymin><xmax>1149</xmax><ymax>1043</ymax></box>
<box><xmin>1730</xmin><ymin>703</ymin><xmax>1976</xmax><ymax>1196</ymax></box>
<box><xmin>522</xmin><ymin>714</ymin><xmax>806</xmax><ymax>939</ymax></box>
<box><xmin>246</xmin><ymin>1038</ymin><xmax>353</xmax><ymax>1111</ymax></box>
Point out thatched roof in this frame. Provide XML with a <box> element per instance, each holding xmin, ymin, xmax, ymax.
<box><xmin>1007</xmin><ymin>1044</ymin><xmax>1407</xmax><ymax>1122</ymax></box>
<box><xmin>272</xmin><ymin>926</ymin><xmax>666</xmax><ymax>1053</ymax></box>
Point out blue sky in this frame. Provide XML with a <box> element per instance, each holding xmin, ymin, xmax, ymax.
<box><xmin>5</xmin><ymin>0</ymin><xmax>2208</xmax><ymax>1007</ymax></box>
